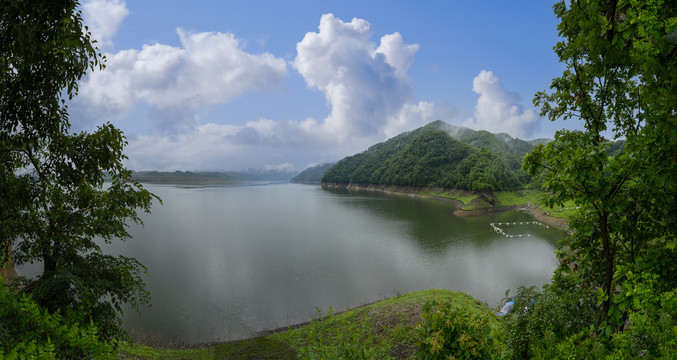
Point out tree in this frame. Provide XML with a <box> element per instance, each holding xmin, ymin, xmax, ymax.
<box><xmin>524</xmin><ymin>0</ymin><xmax>676</xmax><ymax>331</ymax></box>
<box><xmin>1</xmin><ymin>0</ymin><xmax>158</xmax><ymax>351</ymax></box>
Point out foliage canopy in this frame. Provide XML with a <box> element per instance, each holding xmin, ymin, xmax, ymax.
<box><xmin>517</xmin><ymin>0</ymin><xmax>676</xmax><ymax>357</ymax></box>
<box><xmin>322</xmin><ymin>121</ymin><xmax>529</xmax><ymax>191</ymax></box>
<box><xmin>1</xmin><ymin>0</ymin><xmax>158</xmax><ymax>357</ymax></box>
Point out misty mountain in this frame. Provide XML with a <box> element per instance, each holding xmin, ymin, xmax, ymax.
<box><xmin>132</xmin><ymin>168</ymin><xmax>300</xmax><ymax>185</ymax></box>
<box><xmin>291</xmin><ymin>163</ymin><xmax>336</xmax><ymax>184</ymax></box>
<box><xmin>235</xmin><ymin>168</ymin><xmax>300</xmax><ymax>181</ymax></box>
<box><xmin>131</xmin><ymin>171</ymin><xmax>240</xmax><ymax>185</ymax></box>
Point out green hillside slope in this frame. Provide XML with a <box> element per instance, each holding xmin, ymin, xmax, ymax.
<box><xmin>290</xmin><ymin>163</ymin><xmax>336</xmax><ymax>184</ymax></box>
<box><xmin>322</xmin><ymin>121</ymin><xmax>531</xmax><ymax>191</ymax></box>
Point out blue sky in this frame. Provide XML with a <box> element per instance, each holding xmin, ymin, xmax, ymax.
<box><xmin>72</xmin><ymin>0</ymin><xmax>576</xmax><ymax>172</ymax></box>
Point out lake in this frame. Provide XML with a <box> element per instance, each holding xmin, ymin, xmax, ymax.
<box><xmin>38</xmin><ymin>182</ymin><xmax>565</xmax><ymax>344</ymax></box>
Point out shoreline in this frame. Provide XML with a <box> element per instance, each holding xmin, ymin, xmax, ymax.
<box><xmin>321</xmin><ymin>182</ymin><xmax>570</xmax><ymax>231</ymax></box>
<box><xmin>524</xmin><ymin>204</ymin><xmax>570</xmax><ymax>231</ymax></box>
<box><xmin>126</xmin><ymin>295</ymin><xmax>393</xmax><ymax>351</ymax></box>
<box><xmin>120</xmin><ymin>289</ymin><xmax>490</xmax><ymax>358</ymax></box>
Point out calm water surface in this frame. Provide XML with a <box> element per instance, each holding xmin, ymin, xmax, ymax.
<box><xmin>91</xmin><ymin>182</ymin><xmax>562</xmax><ymax>343</ymax></box>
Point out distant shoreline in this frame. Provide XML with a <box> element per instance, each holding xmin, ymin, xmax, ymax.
<box><xmin>131</xmin><ymin>171</ymin><xmax>240</xmax><ymax>185</ymax></box>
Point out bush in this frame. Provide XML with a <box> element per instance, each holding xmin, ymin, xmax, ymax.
<box><xmin>501</xmin><ymin>272</ymin><xmax>677</xmax><ymax>359</ymax></box>
<box><xmin>609</xmin><ymin>288</ymin><xmax>677</xmax><ymax>359</ymax></box>
<box><xmin>416</xmin><ymin>300</ymin><xmax>496</xmax><ymax>359</ymax></box>
<box><xmin>502</xmin><ymin>274</ymin><xmax>599</xmax><ymax>359</ymax></box>
<box><xmin>0</xmin><ymin>277</ymin><xmax>117</xmax><ymax>360</ymax></box>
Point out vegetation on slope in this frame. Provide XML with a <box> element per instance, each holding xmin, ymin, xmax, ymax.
<box><xmin>118</xmin><ymin>289</ymin><xmax>500</xmax><ymax>360</ymax></box>
<box><xmin>290</xmin><ymin>163</ymin><xmax>336</xmax><ymax>184</ymax></box>
<box><xmin>511</xmin><ymin>0</ymin><xmax>677</xmax><ymax>358</ymax></box>
<box><xmin>322</xmin><ymin>123</ymin><xmax>528</xmax><ymax>191</ymax></box>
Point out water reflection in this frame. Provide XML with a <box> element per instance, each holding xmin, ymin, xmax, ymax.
<box><xmin>22</xmin><ymin>183</ymin><xmax>565</xmax><ymax>344</ymax></box>
<box><xmin>324</xmin><ymin>188</ymin><xmax>559</xmax><ymax>252</ymax></box>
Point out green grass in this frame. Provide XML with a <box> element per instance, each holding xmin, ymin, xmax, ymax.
<box><xmin>419</xmin><ymin>189</ymin><xmax>578</xmax><ymax>220</ymax></box>
<box><xmin>420</xmin><ymin>189</ymin><xmax>478</xmax><ymax>204</ymax></box>
<box><xmin>118</xmin><ymin>289</ymin><xmax>494</xmax><ymax>360</ymax></box>
<box><xmin>461</xmin><ymin>197</ymin><xmax>493</xmax><ymax>211</ymax></box>
<box><xmin>523</xmin><ymin>190</ymin><xmax>544</xmax><ymax>205</ymax></box>
<box><xmin>522</xmin><ymin>191</ymin><xmax>578</xmax><ymax>218</ymax></box>
<box><xmin>539</xmin><ymin>200</ymin><xmax>579</xmax><ymax>218</ymax></box>
<box><xmin>494</xmin><ymin>191</ymin><xmax>529</xmax><ymax>207</ymax></box>
<box><xmin>118</xmin><ymin>337</ymin><xmax>296</xmax><ymax>360</ymax></box>
<box><xmin>272</xmin><ymin>289</ymin><xmax>484</xmax><ymax>359</ymax></box>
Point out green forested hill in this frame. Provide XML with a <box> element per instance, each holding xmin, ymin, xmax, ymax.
<box><xmin>321</xmin><ymin>121</ymin><xmax>532</xmax><ymax>191</ymax></box>
<box><xmin>290</xmin><ymin>163</ymin><xmax>336</xmax><ymax>184</ymax></box>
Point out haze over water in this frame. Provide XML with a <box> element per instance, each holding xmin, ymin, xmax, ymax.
<box><xmin>97</xmin><ymin>182</ymin><xmax>562</xmax><ymax>343</ymax></box>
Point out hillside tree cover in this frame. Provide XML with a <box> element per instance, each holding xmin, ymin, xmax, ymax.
<box><xmin>516</xmin><ymin>0</ymin><xmax>676</xmax><ymax>357</ymax></box>
<box><xmin>1</xmin><ymin>0</ymin><xmax>157</xmax><ymax>358</ymax></box>
<box><xmin>322</xmin><ymin>122</ymin><xmax>528</xmax><ymax>191</ymax></box>
<box><xmin>291</xmin><ymin>162</ymin><xmax>336</xmax><ymax>184</ymax></box>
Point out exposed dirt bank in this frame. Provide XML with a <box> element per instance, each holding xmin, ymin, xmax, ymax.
<box><xmin>524</xmin><ymin>204</ymin><xmax>570</xmax><ymax>231</ymax></box>
<box><xmin>452</xmin><ymin>205</ymin><xmax>523</xmax><ymax>217</ymax></box>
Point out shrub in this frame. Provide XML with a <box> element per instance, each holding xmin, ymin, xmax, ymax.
<box><xmin>416</xmin><ymin>300</ymin><xmax>496</xmax><ymax>359</ymax></box>
<box><xmin>502</xmin><ymin>274</ymin><xmax>599</xmax><ymax>359</ymax></box>
<box><xmin>0</xmin><ymin>278</ymin><xmax>117</xmax><ymax>360</ymax></box>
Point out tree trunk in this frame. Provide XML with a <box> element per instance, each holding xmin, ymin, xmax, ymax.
<box><xmin>600</xmin><ymin>212</ymin><xmax>614</xmax><ymax>322</ymax></box>
<box><xmin>1</xmin><ymin>242</ymin><xmax>18</xmax><ymax>284</ymax></box>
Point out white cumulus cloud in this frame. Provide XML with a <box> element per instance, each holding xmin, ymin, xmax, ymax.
<box><xmin>77</xmin><ymin>28</ymin><xmax>287</xmax><ymax>133</ymax></box>
<box><xmin>123</xmin><ymin>122</ymin><xmax>346</xmax><ymax>171</ymax></box>
<box><xmin>82</xmin><ymin>0</ymin><xmax>129</xmax><ymax>48</ymax></box>
<box><xmin>463</xmin><ymin>70</ymin><xmax>538</xmax><ymax>138</ymax></box>
<box><xmin>77</xmin><ymin>12</ymin><xmax>436</xmax><ymax>170</ymax></box>
<box><xmin>293</xmin><ymin>13</ymin><xmax>431</xmax><ymax>142</ymax></box>
<box><xmin>375</xmin><ymin>32</ymin><xmax>419</xmax><ymax>79</ymax></box>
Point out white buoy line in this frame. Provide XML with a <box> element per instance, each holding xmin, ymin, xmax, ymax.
<box><xmin>490</xmin><ymin>221</ymin><xmax>550</xmax><ymax>238</ymax></box>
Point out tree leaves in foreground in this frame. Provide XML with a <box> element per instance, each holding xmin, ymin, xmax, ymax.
<box><xmin>1</xmin><ymin>0</ymin><xmax>158</xmax><ymax>357</ymax></box>
<box><xmin>517</xmin><ymin>0</ymin><xmax>676</xmax><ymax>357</ymax></box>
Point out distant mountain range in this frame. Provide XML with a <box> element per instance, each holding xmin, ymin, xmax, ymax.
<box><xmin>132</xmin><ymin>168</ymin><xmax>300</xmax><ymax>185</ymax></box>
<box><xmin>298</xmin><ymin>121</ymin><xmax>552</xmax><ymax>191</ymax></box>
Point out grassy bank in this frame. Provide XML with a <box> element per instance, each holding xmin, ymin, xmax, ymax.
<box><xmin>118</xmin><ymin>289</ymin><xmax>498</xmax><ymax>360</ymax></box>
<box><xmin>419</xmin><ymin>188</ymin><xmax>478</xmax><ymax>204</ymax></box>
<box><xmin>460</xmin><ymin>190</ymin><xmax>578</xmax><ymax>217</ymax></box>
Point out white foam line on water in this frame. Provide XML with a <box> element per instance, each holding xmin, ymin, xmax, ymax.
<box><xmin>489</xmin><ymin>221</ymin><xmax>550</xmax><ymax>238</ymax></box>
